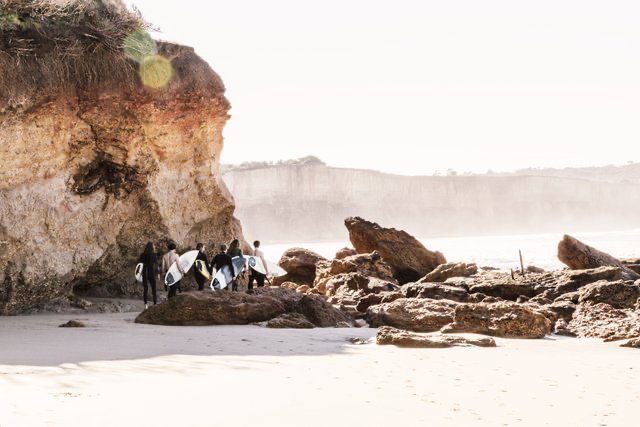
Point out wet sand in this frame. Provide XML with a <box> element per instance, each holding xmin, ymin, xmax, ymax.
<box><xmin>1</xmin><ymin>312</ymin><xmax>638</xmax><ymax>426</ymax></box>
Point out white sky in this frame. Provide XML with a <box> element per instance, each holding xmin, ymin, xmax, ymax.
<box><xmin>127</xmin><ymin>0</ymin><xmax>640</xmax><ymax>175</ymax></box>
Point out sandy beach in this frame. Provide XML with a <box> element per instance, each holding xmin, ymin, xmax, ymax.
<box><xmin>1</xmin><ymin>311</ymin><xmax>638</xmax><ymax>427</ymax></box>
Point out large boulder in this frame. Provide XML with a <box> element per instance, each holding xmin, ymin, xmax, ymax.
<box><xmin>273</xmin><ymin>247</ymin><xmax>326</xmax><ymax>286</ymax></box>
<box><xmin>366</xmin><ymin>299</ymin><xmax>458</xmax><ymax>332</ymax></box>
<box><xmin>0</xmin><ymin>1</ymin><xmax>245</xmax><ymax>314</ymax></box>
<box><xmin>135</xmin><ymin>288</ymin><xmax>352</xmax><ymax>327</ymax></box>
<box><xmin>558</xmin><ymin>235</ymin><xmax>639</xmax><ymax>280</ymax></box>
<box><xmin>421</xmin><ymin>263</ymin><xmax>478</xmax><ymax>282</ymax></box>
<box><xmin>344</xmin><ymin>217</ymin><xmax>446</xmax><ymax>284</ymax></box>
<box><xmin>441</xmin><ymin>302</ymin><xmax>553</xmax><ymax>339</ymax></box>
<box><xmin>376</xmin><ymin>326</ymin><xmax>496</xmax><ymax>348</ymax></box>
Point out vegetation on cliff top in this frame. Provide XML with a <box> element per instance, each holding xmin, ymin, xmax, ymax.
<box><xmin>0</xmin><ymin>0</ymin><xmax>151</xmax><ymax>110</ymax></box>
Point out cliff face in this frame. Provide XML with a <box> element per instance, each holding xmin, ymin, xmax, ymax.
<box><xmin>0</xmin><ymin>2</ymin><xmax>244</xmax><ymax>314</ymax></box>
<box><xmin>223</xmin><ymin>165</ymin><xmax>640</xmax><ymax>243</ymax></box>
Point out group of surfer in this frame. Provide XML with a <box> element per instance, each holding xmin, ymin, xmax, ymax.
<box><xmin>137</xmin><ymin>239</ymin><xmax>269</xmax><ymax>309</ymax></box>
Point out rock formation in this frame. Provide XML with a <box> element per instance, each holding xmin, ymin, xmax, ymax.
<box><xmin>441</xmin><ymin>302</ymin><xmax>552</xmax><ymax>339</ymax></box>
<box><xmin>135</xmin><ymin>288</ymin><xmax>352</xmax><ymax>327</ymax></box>
<box><xmin>558</xmin><ymin>235</ymin><xmax>639</xmax><ymax>280</ymax></box>
<box><xmin>344</xmin><ymin>217</ymin><xmax>446</xmax><ymax>283</ymax></box>
<box><xmin>376</xmin><ymin>326</ymin><xmax>496</xmax><ymax>348</ymax></box>
<box><xmin>366</xmin><ymin>299</ymin><xmax>458</xmax><ymax>332</ymax></box>
<box><xmin>0</xmin><ymin>1</ymin><xmax>245</xmax><ymax>314</ymax></box>
<box><xmin>274</xmin><ymin>247</ymin><xmax>326</xmax><ymax>286</ymax></box>
<box><xmin>420</xmin><ymin>262</ymin><xmax>478</xmax><ymax>282</ymax></box>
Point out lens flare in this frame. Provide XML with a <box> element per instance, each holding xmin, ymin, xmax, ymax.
<box><xmin>123</xmin><ymin>30</ymin><xmax>157</xmax><ymax>63</ymax></box>
<box><xmin>139</xmin><ymin>55</ymin><xmax>173</xmax><ymax>89</ymax></box>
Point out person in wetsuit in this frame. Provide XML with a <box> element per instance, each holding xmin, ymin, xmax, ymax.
<box><xmin>248</xmin><ymin>240</ymin><xmax>269</xmax><ymax>290</ymax></box>
<box><xmin>226</xmin><ymin>239</ymin><xmax>243</xmax><ymax>291</ymax></box>
<box><xmin>193</xmin><ymin>242</ymin><xmax>211</xmax><ymax>291</ymax></box>
<box><xmin>139</xmin><ymin>242</ymin><xmax>159</xmax><ymax>309</ymax></box>
<box><xmin>212</xmin><ymin>244</ymin><xmax>235</xmax><ymax>291</ymax></box>
<box><xmin>162</xmin><ymin>242</ymin><xmax>184</xmax><ymax>299</ymax></box>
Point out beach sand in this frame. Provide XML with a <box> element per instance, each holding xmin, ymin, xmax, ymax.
<box><xmin>1</xmin><ymin>312</ymin><xmax>638</xmax><ymax>427</ymax></box>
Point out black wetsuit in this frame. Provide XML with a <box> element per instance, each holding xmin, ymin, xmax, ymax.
<box><xmin>139</xmin><ymin>252</ymin><xmax>158</xmax><ymax>305</ymax></box>
<box><xmin>213</xmin><ymin>251</ymin><xmax>235</xmax><ymax>291</ymax></box>
<box><xmin>194</xmin><ymin>251</ymin><xmax>210</xmax><ymax>291</ymax></box>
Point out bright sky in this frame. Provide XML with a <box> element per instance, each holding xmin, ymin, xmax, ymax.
<box><xmin>127</xmin><ymin>0</ymin><xmax>640</xmax><ymax>175</ymax></box>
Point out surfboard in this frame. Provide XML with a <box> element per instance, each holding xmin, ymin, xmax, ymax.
<box><xmin>165</xmin><ymin>250</ymin><xmax>199</xmax><ymax>287</ymax></box>
<box><xmin>194</xmin><ymin>259</ymin><xmax>210</xmax><ymax>280</ymax></box>
<box><xmin>210</xmin><ymin>256</ymin><xmax>246</xmax><ymax>290</ymax></box>
<box><xmin>135</xmin><ymin>263</ymin><xmax>144</xmax><ymax>282</ymax></box>
<box><xmin>247</xmin><ymin>256</ymin><xmax>287</xmax><ymax>277</ymax></box>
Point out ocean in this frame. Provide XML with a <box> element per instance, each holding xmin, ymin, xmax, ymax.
<box><xmin>262</xmin><ymin>229</ymin><xmax>640</xmax><ymax>272</ymax></box>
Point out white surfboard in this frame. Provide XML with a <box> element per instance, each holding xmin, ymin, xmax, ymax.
<box><xmin>210</xmin><ymin>256</ymin><xmax>246</xmax><ymax>290</ymax></box>
<box><xmin>135</xmin><ymin>263</ymin><xmax>144</xmax><ymax>282</ymax></box>
<box><xmin>165</xmin><ymin>250</ymin><xmax>199</xmax><ymax>287</ymax></box>
<box><xmin>247</xmin><ymin>256</ymin><xmax>287</xmax><ymax>277</ymax></box>
<box><xmin>195</xmin><ymin>259</ymin><xmax>211</xmax><ymax>280</ymax></box>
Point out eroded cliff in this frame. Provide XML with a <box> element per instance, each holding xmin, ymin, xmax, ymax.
<box><xmin>0</xmin><ymin>0</ymin><xmax>244</xmax><ymax>313</ymax></box>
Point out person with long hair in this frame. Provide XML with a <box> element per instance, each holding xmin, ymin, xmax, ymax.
<box><xmin>139</xmin><ymin>242</ymin><xmax>158</xmax><ymax>309</ymax></box>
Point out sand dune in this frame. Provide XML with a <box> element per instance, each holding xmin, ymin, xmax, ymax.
<box><xmin>1</xmin><ymin>313</ymin><xmax>638</xmax><ymax>426</ymax></box>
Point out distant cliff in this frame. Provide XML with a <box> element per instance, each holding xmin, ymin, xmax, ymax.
<box><xmin>223</xmin><ymin>164</ymin><xmax>640</xmax><ymax>243</ymax></box>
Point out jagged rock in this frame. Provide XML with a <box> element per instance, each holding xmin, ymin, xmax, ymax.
<box><xmin>266</xmin><ymin>313</ymin><xmax>315</xmax><ymax>329</ymax></box>
<box><xmin>314</xmin><ymin>251</ymin><xmax>397</xmax><ymax>294</ymax></box>
<box><xmin>356</xmin><ymin>293</ymin><xmax>384</xmax><ymax>313</ymax></box>
<box><xmin>344</xmin><ymin>217</ymin><xmax>446</xmax><ymax>284</ymax></box>
<box><xmin>516</xmin><ymin>295</ymin><xmax>531</xmax><ymax>303</ymax></box>
<box><xmin>547</xmin><ymin>301</ymin><xmax>577</xmax><ymax>323</ymax></box>
<box><xmin>335</xmin><ymin>247</ymin><xmax>357</xmax><ymax>260</ymax></box>
<box><xmin>554</xmin><ymin>319</ymin><xmax>576</xmax><ymax>337</ymax></box>
<box><xmin>468</xmin><ymin>282</ymin><xmax>536</xmax><ymax>301</ymax></box>
<box><xmin>551</xmin><ymin>267</ymin><xmax>625</xmax><ymax>297</ymax></box>
<box><xmin>366</xmin><ymin>299</ymin><xmax>458</xmax><ymax>332</ymax></box>
<box><xmin>621</xmin><ymin>337</ymin><xmax>640</xmax><ymax>348</ymax></box>
<box><xmin>577</xmin><ymin>280</ymin><xmax>640</xmax><ymax>309</ymax></box>
<box><xmin>421</xmin><ymin>263</ymin><xmax>478</xmax><ymax>282</ymax></box>
<box><xmin>402</xmin><ymin>282</ymin><xmax>471</xmax><ymax>302</ymax></box>
<box><xmin>0</xmin><ymin>2</ymin><xmax>245</xmax><ymax>314</ymax></box>
<box><xmin>136</xmin><ymin>288</ymin><xmax>352</xmax><ymax>327</ymax></box>
<box><xmin>273</xmin><ymin>247</ymin><xmax>326</xmax><ymax>287</ymax></box>
<box><xmin>376</xmin><ymin>326</ymin><xmax>496</xmax><ymax>348</ymax></box>
<box><xmin>554</xmin><ymin>291</ymin><xmax>580</xmax><ymax>304</ymax></box>
<box><xmin>59</xmin><ymin>320</ymin><xmax>86</xmax><ymax>328</ymax></box>
<box><xmin>441</xmin><ymin>302</ymin><xmax>553</xmax><ymax>339</ymax></box>
<box><xmin>526</xmin><ymin>266</ymin><xmax>546</xmax><ymax>274</ymax></box>
<box><xmin>558</xmin><ymin>235</ymin><xmax>639</xmax><ymax>280</ymax></box>
<box><xmin>568</xmin><ymin>303</ymin><xmax>640</xmax><ymax>341</ymax></box>
<box><xmin>279</xmin><ymin>282</ymin><xmax>298</xmax><ymax>291</ymax></box>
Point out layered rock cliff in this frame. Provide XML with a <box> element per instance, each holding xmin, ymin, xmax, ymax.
<box><xmin>0</xmin><ymin>1</ymin><xmax>244</xmax><ymax>314</ymax></box>
<box><xmin>223</xmin><ymin>163</ymin><xmax>640</xmax><ymax>243</ymax></box>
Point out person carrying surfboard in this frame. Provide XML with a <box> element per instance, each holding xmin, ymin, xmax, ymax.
<box><xmin>193</xmin><ymin>243</ymin><xmax>211</xmax><ymax>291</ymax></box>
<box><xmin>212</xmin><ymin>244</ymin><xmax>235</xmax><ymax>290</ymax></box>
<box><xmin>139</xmin><ymin>242</ymin><xmax>159</xmax><ymax>309</ymax></box>
<box><xmin>227</xmin><ymin>239</ymin><xmax>243</xmax><ymax>291</ymax></box>
<box><xmin>248</xmin><ymin>240</ymin><xmax>269</xmax><ymax>290</ymax></box>
<box><xmin>162</xmin><ymin>242</ymin><xmax>185</xmax><ymax>299</ymax></box>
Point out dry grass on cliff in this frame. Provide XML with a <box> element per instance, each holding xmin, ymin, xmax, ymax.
<box><xmin>0</xmin><ymin>0</ymin><xmax>150</xmax><ymax>109</ymax></box>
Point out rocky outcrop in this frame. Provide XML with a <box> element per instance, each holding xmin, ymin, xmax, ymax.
<box><xmin>441</xmin><ymin>302</ymin><xmax>552</xmax><ymax>339</ymax></box>
<box><xmin>558</xmin><ymin>235</ymin><xmax>639</xmax><ymax>280</ymax></box>
<box><xmin>376</xmin><ymin>326</ymin><xmax>496</xmax><ymax>348</ymax></box>
<box><xmin>421</xmin><ymin>263</ymin><xmax>478</xmax><ymax>282</ymax></box>
<box><xmin>135</xmin><ymin>288</ymin><xmax>352</xmax><ymax>327</ymax></box>
<box><xmin>577</xmin><ymin>280</ymin><xmax>640</xmax><ymax>309</ymax></box>
<box><xmin>568</xmin><ymin>303</ymin><xmax>640</xmax><ymax>341</ymax></box>
<box><xmin>314</xmin><ymin>251</ymin><xmax>397</xmax><ymax>294</ymax></box>
<box><xmin>621</xmin><ymin>337</ymin><xmax>640</xmax><ymax>348</ymax></box>
<box><xmin>0</xmin><ymin>1</ymin><xmax>245</xmax><ymax>314</ymax></box>
<box><xmin>273</xmin><ymin>247</ymin><xmax>326</xmax><ymax>286</ymax></box>
<box><xmin>366</xmin><ymin>299</ymin><xmax>458</xmax><ymax>332</ymax></box>
<box><xmin>344</xmin><ymin>217</ymin><xmax>446</xmax><ymax>284</ymax></box>
<box><xmin>402</xmin><ymin>282</ymin><xmax>471</xmax><ymax>302</ymax></box>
